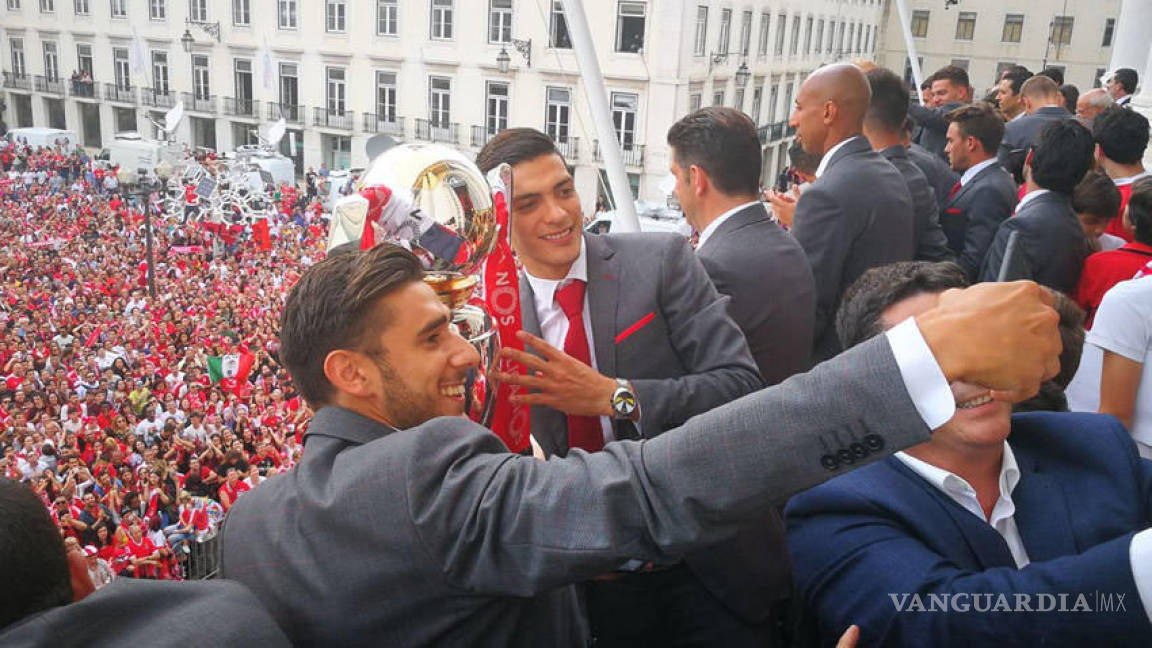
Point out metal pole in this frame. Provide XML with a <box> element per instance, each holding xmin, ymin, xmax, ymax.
<box><xmin>559</xmin><ymin>0</ymin><xmax>640</xmax><ymax>232</ymax></box>
<box><xmin>893</xmin><ymin>0</ymin><xmax>924</xmax><ymax>95</ymax></box>
<box><xmin>141</xmin><ymin>183</ymin><xmax>157</xmax><ymax>300</ymax></box>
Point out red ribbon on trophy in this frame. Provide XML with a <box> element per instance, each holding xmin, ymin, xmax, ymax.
<box><xmin>483</xmin><ymin>165</ymin><xmax>529</xmax><ymax>453</ymax></box>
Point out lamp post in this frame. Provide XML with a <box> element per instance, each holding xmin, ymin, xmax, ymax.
<box><xmin>120</xmin><ymin>167</ymin><xmax>159</xmax><ymax>300</ymax></box>
<box><xmin>735</xmin><ymin>62</ymin><xmax>751</xmax><ymax>88</ymax></box>
<box><xmin>496</xmin><ymin>38</ymin><xmax>531</xmax><ymax>73</ymax></box>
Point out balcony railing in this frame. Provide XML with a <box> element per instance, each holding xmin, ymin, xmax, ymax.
<box><xmin>142</xmin><ymin>88</ymin><xmax>176</xmax><ymax>109</ymax></box>
<box><xmin>593</xmin><ymin>140</ymin><xmax>645</xmax><ymax>167</ymax></box>
<box><xmin>313</xmin><ymin>107</ymin><xmax>354</xmax><ymax>130</ymax></box>
<box><xmin>223</xmin><ymin>97</ymin><xmax>259</xmax><ymax>118</ymax></box>
<box><xmin>267</xmin><ymin>102</ymin><xmax>304</xmax><ymax>124</ymax></box>
<box><xmin>415</xmin><ymin>119</ymin><xmax>459</xmax><ymax>144</ymax></box>
<box><xmin>69</xmin><ymin>79</ymin><xmax>98</xmax><ymax>100</ymax></box>
<box><xmin>471</xmin><ymin>125</ymin><xmax>497</xmax><ymax>148</ymax></box>
<box><xmin>104</xmin><ymin>82</ymin><xmax>136</xmax><ymax>104</ymax></box>
<box><xmin>181</xmin><ymin>92</ymin><xmax>218</xmax><ymax>113</ymax></box>
<box><xmin>2</xmin><ymin>72</ymin><xmax>32</xmax><ymax>91</ymax></box>
<box><xmin>758</xmin><ymin>121</ymin><xmax>789</xmax><ymax>144</ymax></box>
<box><xmin>557</xmin><ymin>137</ymin><xmax>580</xmax><ymax>161</ymax></box>
<box><xmin>362</xmin><ymin>113</ymin><xmax>405</xmax><ymax>137</ymax></box>
<box><xmin>34</xmin><ymin>74</ymin><xmax>65</xmax><ymax>95</ymax></box>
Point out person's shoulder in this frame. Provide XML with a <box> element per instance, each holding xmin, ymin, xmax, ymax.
<box><xmin>785</xmin><ymin>459</ymin><xmax>902</xmax><ymax>516</ymax></box>
<box><xmin>1103</xmin><ymin>275</ymin><xmax>1152</xmax><ymax>301</ymax></box>
<box><xmin>1009</xmin><ymin>411</ymin><xmax>1138</xmax><ymax>469</ymax></box>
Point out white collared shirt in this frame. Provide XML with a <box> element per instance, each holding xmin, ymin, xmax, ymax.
<box><xmin>960</xmin><ymin>158</ymin><xmax>999</xmax><ymax>187</ymax></box>
<box><xmin>695</xmin><ymin>201</ymin><xmax>764</xmax><ymax>251</ymax></box>
<box><xmin>1114</xmin><ymin>170</ymin><xmax>1150</xmax><ymax>187</ymax></box>
<box><xmin>523</xmin><ymin>240</ymin><xmax>615</xmax><ymax>445</ymax></box>
<box><xmin>1117</xmin><ymin>94</ymin><xmax>1132</xmax><ymax>106</ymax></box>
<box><xmin>815</xmin><ymin>136</ymin><xmax>863</xmax><ymax>178</ymax></box>
<box><xmin>1015</xmin><ymin>188</ymin><xmax>1051</xmax><ymax>212</ymax></box>
<box><xmin>896</xmin><ymin>442</ymin><xmax>1031</xmax><ymax>568</ymax></box>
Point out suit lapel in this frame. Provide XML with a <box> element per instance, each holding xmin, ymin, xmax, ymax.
<box><xmin>822</xmin><ymin>136</ymin><xmax>870</xmax><ymax>175</ymax></box>
<box><xmin>583</xmin><ymin>234</ymin><xmax>618</xmax><ymax>380</ymax></box>
<box><xmin>1011</xmin><ymin>447</ymin><xmax>1078</xmax><ymax>561</ymax></box>
<box><xmin>519</xmin><ymin>276</ymin><xmax>542</xmax><ymax>338</ymax></box>
<box><xmin>948</xmin><ymin>163</ymin><xmax>1000</xmax><ymax>207</ymax></box>
<box><xmin>706</xmin><ymin>204</ymin><xmax>770</xmax><ymax>246</ymax></box>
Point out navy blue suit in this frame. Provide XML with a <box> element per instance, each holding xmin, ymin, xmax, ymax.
<box><xmin>785</xmin><ymin>412</ymin><xmax>1152</xmax><ymax>647</ymax></box>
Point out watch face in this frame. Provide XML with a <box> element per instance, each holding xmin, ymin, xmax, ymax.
<box><xmin>613</xmin><ymin>390</ymin><xmax>637</xmax><ymax>416</ymax></box>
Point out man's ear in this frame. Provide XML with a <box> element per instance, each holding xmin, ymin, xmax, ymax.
<box><xmin>323</xmin><ymin>350</ymin><xmax>375</xmax><ymax>398</ymax></box>
<box><xmin>823</xmin><ymin>100</ymin><xmax>837</xmax><ymax>125</ymax></box>
<box><xmin>689</xmin><ymin>164</ymin><xmax>709</xmax><ymax>197</ymax></box>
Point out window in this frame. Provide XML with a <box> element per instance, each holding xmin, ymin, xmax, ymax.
<box><xmin>327</xmin><ymin>67</ymin><xmax>346</xmax><ymax>115</ymax></box>
<box><xmin>826</xmin><ymin>18</ymin><xmax>836</xmax><ymax>52</ymax></box>
<box><xmin>774</xmin><ymin>13</ymin><xmax>786</xmax><ymax>56</ymax></box>
<box><xmin>326</xmin><ymin>0</ymin><xmax>346</xmax><ymax>32</ymax></box>
<box><xmin>739</xmin><ymin>10</ymin><xmax>752</xmax><ymax>57</ymax></box>
<box><xmin>429</xmin><ymin>76</ymin><xmax>451</xmax><ymax>127</ymax></box>
<box><xmin>789</xmin><ymin>14</ymin><xmax>800</xmax><ymax>55</ymax></box>
<box><xmin>152</xmin><ymin>51</ymin><xmax>169</xmax><ymax>93</ymax></box>
<box><xmin>994</xmin><ymin>61</ymin><xmax>1014</xmax><ymax>82</ymax></box>
<box><xmin>279</xmin><ymin>63</ymin><xmax>299</xmax><ymax>116</ymax></box>
<box><xmin>550</xmin><ymin>1</ymin><xmax>571</xmax><ymax>48</ymax></box>
<box><xmin>712</xmin><ymin>90</ymin><xmax>723</xmax><ymax>106</ymax></box>
<box><xmin>954</xmin><ymin>12</ymin><xmax>975</xmax><ymax>40</ymax></box>
<box><xmin>192</xmin><ymin>54</ymin><xmax>210</xmax><ymax>99</ymax></box>
<box><xmin>782</xmin><ymin>80</ymin><xmax>794</xmax><ymax>119</ymax></box>
<box><xmin>905</xmin><ymin>56</ymin><xmax>924</xmax><ymax>85</ymax></box>
<box><xmin>489</xmin><ymin>0</ymin><xmax>511</xmax><ymax>44</ymax></box>
<box><xmin>693</xmin><ymin>6</ymin><xmax>707</xmax><ymax>56</ymax></box>
<box><xmin>803</xmin><ymin>16</ymin><xmax>813</xmax><ymax>54</ymax></box>
<box><xmin>768</xmin><ymin>77</ymin><xmax>779</xmax><ymax>122</ymax></box>
<box><xmin>611</xmin><ymin>92</ymin><xmax>637</xmax><ymax>149</ymax></box>
<box><xmin>486</xmin><ymin>81</ymin><xmax>508</xmax><ymax>134</ymax></box>
<box><xmin>376</xmin><ymin>71</ymin><xmax>397</xmax><ymax>122</ymax></box>
<box><xmin>113</xmin><ymin>47</ymin><xmax>130</xmax><ymax>89</ymax></box>
<box><xmin>110</xmin><ymin>0</ymin><xmax>125</xmax><ymax>17</ymax></box>
<box><xmin>39</xmin><ymin>0</ymin><xmax>53</xmax><ymax>13</ymax></box>
<box><xmin>76</xmin><ymin>43</ymin><xmax>92</xmax><ymax>76</ymax></box>
<box><xmin>1094</xmin><ymin>67</ymin><xmax>1106</xmax><ymax>88</ymax></box>
<box><xmin>234</xmin><ymin>59</ymin><xmax>252</xmax><ymax>108</ymax></box>
<box><xmin>836</xmin><ymin>20</ymin><xmax>845</xmax><ymax>53</ymax></box>
<box><xmin>950</xmin><ymin>58</ymin><xmax>969</xmax><ymax>71</ymax></box>
<box><xmin>73</xmin><ymin>0</ymin><xmax>88</xmax><ymax>14</ymax></box>
<box><xmin>545</xmin><ymin>87</ymin><xmax>570</xmax><ymax>143</ymax></box>
<box><xmin>815</xmin><ymin>19</ymin><xmax>823</xmax><ymax>54</ymax></box>
<box><xmin>233</xmin><ymin>0</ymin><xmax>249</xmax><ymax>25</ymax></box>
<box><xmin>1102</xmin><ymin>17</ymin><xmax>1115</xmax><ymax>47</ymax></box>
<box><xmin>757</xmin><ymin>12</ymin><xmax>769</xmax><ymax>56</ymax></box>
<box><xmin>1050</xmin><ymin>16</ymin><xmax>1073</xmax><ymax>45</ymax></box>
<box><xmin>910</xmin><ymin>10</ymin><xmax>929</xmax><ymax>38</ymax></box>
<box><xmin>717</xmin><ymin>9</ymin><xmax>731</xmax><ymax>55</ymax></box>
<box><xmin>615</xmin><ymin>2</ymin><xmax>645</xmax><ymax>53</ymax></box>
<box><xmin>689</xmin><ymin>93</ymin><xmax>702</xmax><ymax>112</ymax></box>
<box><xmin>377</xmin><ymin>0</ymin><xmax>398</xmax><ymax>35</ymax></box>
<box><xmin>43</xmin><ymin>41</ymin><xmax>58</xmax><ymax>81</ymax></box>
<box><xmin>1002</xmin><ymin>14</ymin><xmax>1022</xmax><ymax>42</ymax></box>
<box><xmin>6</xmin><ymin>0</ymin><xmax>19</xmax><ymax>9</ymax></box>
<box><xmin>431</xmin><ymin>0</ymin><xmax>453</xmax><ymax>40</ymax></box>
<box><xmin>278</xmin><ymin>0</ymin><xmax>297</xmax><ymax>29</ymax></box>
<box><xmin>750</xmin><ymin>83</ymin><xmax>762</xmax><ymax>123</ymax></box>
<box><xmin>733</xmin><ymin>88</ymin><xmax>744</xmax><ymax>111</ymax></box>
<box><xmin>189</xmin><ymin>0</ymin><xmax>207</xmax><ymax>22</ymax></box>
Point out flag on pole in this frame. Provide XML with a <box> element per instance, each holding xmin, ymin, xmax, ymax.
<box><xmin>206</xmin><ymin>353</ymin><xmax>255</xmax><ymax>389</ymax></box>
<box><xmin>129</xmin><ymin>31</ymin><xmax>149</xmax><ymax>81</ymax></box>
<box><xmin>261</xmin><ymin>36</ymin><xmax>275</xmax><ymax>91</ymax></box>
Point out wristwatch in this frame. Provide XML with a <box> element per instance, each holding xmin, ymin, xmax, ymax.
<box><xmin>610</xmin><ymin>378</ymin><xmax>640</xmax><ymax>421</ymax></box>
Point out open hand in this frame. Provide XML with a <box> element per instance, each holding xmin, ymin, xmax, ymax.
<box><xmin>495</xmin><ymin>331</ymin><xmax>616</xmax><ymax>417</ymax></box>
<box><xmin>766</xmin><ymin>188</ymin><xmax>800</xmax><ymax>228</ymax></box>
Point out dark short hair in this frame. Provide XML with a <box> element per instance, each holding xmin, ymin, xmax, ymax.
<box><xmin>1020</xmin><ymin>75</ymin><xmax>1060</xmax><ymax>100</ymax></box>
<box><xmin>475</xmin><ymin>128</ymin><xmax>561</xmax><ymax>175</ymax></box>
<box><xmin>1113</xmin><ymin>68</ymin><xmax>1138</xmax><ymax>94</ymax></box>
<box><xmin>1059</xmin><ymin>84</ymin><xmax>1079</xmax><ymax>114</ymax></box>
<box><xmin>945</xmin><ymin>102</ymin><xmax>1005</xmax><ymax>154</ymax></box>
<box><xmin>932</xmin><ymin>65</ymin><xmax>970</xmax><ymax>90</ymax></box>
<box><xmin>1072</xmin><ymin>170</ymin><xmax>1122</xmax><ymax>225</ymax></box>
<box><xmin>1129</xmin><ymin>177</ymin><xmax>1152</xmax><ymax>246</ymax></box>
<box><xmin>0</xmin><ymin>479</ymin><xmax>72</xmax><ymax>629</ymax></box>
<box><xmin>836</xmin><ymin>261</ymin><xmax>969</xmax><ymax>350</ymax></box>
<box><xmin>1050</xmin><ymin>291</ymin><xmax>1085</xmax><ymax>388</ymax></box>
<box><xmin>787</xmin><ymin>140</ymin><xmax>822</xmax><ymax>175</ymax></box>
<box><xmin>865</xmin><ymin>68</ymin><xmax>910</xmax><ymax>133</ymax></box>
<box><xmin>1029</xmin><ymin>119</ymin><xmax>1095</xmax><ymax>195</ymax></box>
<box><xmin>1038</xmin><ymin>67</ymin><xmax>1065</xmax><ymax>87</ymax></box>
<box><xmin>279</xmin><ymin>244</ymin><xmax>425</xmax><ymax>407</ymax></box>
<box><xmin>1093</xmin><ymin>106</ymin><xmax>1150</xmax><ymax>165</ymax></box>
<box><xmin>666</xmin><ymin>107</ymin><xmax>761</xmax><ymax>196</ymax></box>
<box><xmin>1001</xmin><ymin>66</ymin><xmax>1033</xmax><ymax>95</ymax></box>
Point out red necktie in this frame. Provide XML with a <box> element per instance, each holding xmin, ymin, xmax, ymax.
<box><xmin>946</xmin><ymin>181</ymin><xmax>961</xmax><ymax>203</ymax></box>
<box><xmin>554</xmin><ymin>280</ymin><xmax>604</xmax><ymax>453</ymax></box>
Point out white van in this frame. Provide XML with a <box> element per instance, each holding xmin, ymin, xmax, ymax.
<box><xmin>4</xmin><ymin>127</ymin><xmax>81</xmax><ymax>151</ymax></box>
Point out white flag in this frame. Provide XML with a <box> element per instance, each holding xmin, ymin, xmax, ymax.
<box><xmin>165</xmin><ymin>101</ymin><xmax>185</xmax><ymax>134</ymax></box>
<box><xmin>261</xmin><ymin>37</ymin><xmax>275</xmax><ymax>91</ymax></box>
<box><xmin>129</xmin><ymin>33</ymin><xmax>148</xmax><ymax>79</ymax></box>
<box><xmin>267</xmin><ymin>118</ymin><xmax>287</xmax><ymax>147</ymax></box>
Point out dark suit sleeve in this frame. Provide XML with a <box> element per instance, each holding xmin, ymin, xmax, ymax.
<box><xmin>791</xmin><ymin>185</ymin><xmax>849</xmax><ymax>345</ymax></box>
<box><xmin>917</xmin><ymin>207</ymin><xmax>955</xmax><ymax>262</ymax></box>
<box><xmin>908</xmin><ymin>103</ymin><xmax>948</xmax><ymax>131</ymax></box>
<box><xmin>785</xmin><ymin>489</ymin><xmax>1150</xmax><ymax>646</ymax></box>
<box><xmin>627</xmin><ymin>237</ymin><xmax>763</xmax><ymax>434</ymax></box>
<box><xmin>963</xmin><ymin>187</ymin><xmax>1016</xmax><ymax>280</ymax></box>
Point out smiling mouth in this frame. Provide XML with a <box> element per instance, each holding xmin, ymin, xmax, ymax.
<box><xmin>956</xmin><ymin>393</ymin><xmax>993</xmax><ymax>410</ymax></box>
<box><xmin>439</xmin><ymin>384</ymin><xmax>464</xmax><ymax>398</ymax></box>
<box><xmin>541</xmin><ymin>227</ymin><xmax>573</xmax><ymax>241</ymax></box>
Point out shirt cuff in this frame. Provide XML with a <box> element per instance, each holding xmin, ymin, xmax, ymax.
<box><xmin>1130</xmin><ymin>528</ymin><xmax>1152</xmax><ymax>623</ymax></box>
<box><xmin>884</xmin><ymin>317</ymin><xmax>956</xmax><ymax>430</ymax></box>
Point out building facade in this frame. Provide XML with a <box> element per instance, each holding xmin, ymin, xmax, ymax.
<box><xmin>876</xmin><ymin>0</ymin><xmax>1120</xmax><ymax>95</ymax></box>
<box><xmin>1</xmin><ymin>0</ymin><xmax>882</xmax><ymax>209</ymax></box>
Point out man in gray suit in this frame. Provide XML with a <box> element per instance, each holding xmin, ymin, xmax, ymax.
<box><xmin>998</xmin><ymin>76</ymin><xmax>1074</xmax><ymax>178</ymax></box>
<box><xmin>475</xmin><ymin>129</ymin><xmax>769</xmax><ymax>645</ymax></box>
<box><xmin>864</xmin><ymin>68</ymin><xmax>953</xmax><ymax>262</ymax></box>
<box><xmin>220</xmin><ymin>241</ymin><xmax>1060</xmax><ymax>646</ymax></box>
<box><xmin>776</xmin><ymin>63</ymin><xmax>915</xmax><ymax>361</ymax></box>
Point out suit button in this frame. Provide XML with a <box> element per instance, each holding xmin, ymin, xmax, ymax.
<box><xmin>836</xmin><ymin>447</ymin><xmax>856</xmax><ymax>466</ymax></box>
<box><xmin>821</xmin><ymin>454</ymin><xmax>840</xmax><ymax>471</ymax></box>
<box><xmin>850</xmin><ymin>442</ymin><xmax>868</xmax><ymax>459</ymax></box>
<box><xmin>864</xmin><ymin>434</ymin><xmax>884</xmax><ymax>452</ymax></box>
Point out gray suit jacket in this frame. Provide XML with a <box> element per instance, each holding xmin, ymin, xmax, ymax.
<box><xmin>880</xmin><ymin>146</ymin><xmax>953</xmax><ymax>262</ymax></box>
<box><xmin>792</xmin><ymin>136</ymin><xmax>915</xmax><ymax>361</ymax></box>
<box><xmin>997</xmin><ymin>106</ymin><xmax>1074</xmax><ymax>173</ymax></box>
<box><xmin>909</xmin><ymin>101</ymin><xmax>967</xmax><ymax>159</ymax></box>
<box><xmin>219</xmin><ymin>334</ymin><xmax>931</xmax><ymax>646</ymax></box>
<box><xmin>908</xmin><ymin>143</ymin><xmax>961</xmax><ymax>212</ymax></box>
<box><xmin>941</xmin><ymin>161</ymin><xmax>1019</xmax><ymax>279</ymax></box>
<box><xmin>979</xmin><ymin>190</ymin><xmax>1090</xmax><ymax>294</ymax></box>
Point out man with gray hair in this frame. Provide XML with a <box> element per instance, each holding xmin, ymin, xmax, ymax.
<box><xmin>1077</xmin><ymin>88</ymin><xmax>1115</xmax><ymax>127</ymax></box>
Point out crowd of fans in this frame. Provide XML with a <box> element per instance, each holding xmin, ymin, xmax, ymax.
<box><xmin>0</xmin><ymin>138</ymin><xmax>328</xmax><ymax>585</ymax></box>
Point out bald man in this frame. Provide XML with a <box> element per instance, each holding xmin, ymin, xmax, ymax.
<box><xmin>1076</xmin><ymin>88</ymin><xmax>1114</xmax><ymax>127</ymax></box>
<box><xmin>777</xmin><ymin>63</ymin><xmax>915</xmax><ymax>361</ymax></box>
<box><xmin>998</xmin><ymin>75</ymin><xmax>1074</xmax><ymax>171</ymax></box>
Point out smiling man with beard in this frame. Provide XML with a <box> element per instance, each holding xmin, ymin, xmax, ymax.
<box><xmin>785</xmin><ymin>261</ymin><xmax>1152</xmax><ymax>647</ymax></box>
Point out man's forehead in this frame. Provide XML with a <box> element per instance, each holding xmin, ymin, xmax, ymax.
<box><xmin>511</xmin><ymin>154</ymin><xmax>571</xmax><ymax>198</ymax></box>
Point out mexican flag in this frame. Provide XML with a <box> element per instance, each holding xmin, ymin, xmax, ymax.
<box><xmin>207</xmin><ymin>353</ymin><xmax>255</xmax><ymax>391</ymax></box>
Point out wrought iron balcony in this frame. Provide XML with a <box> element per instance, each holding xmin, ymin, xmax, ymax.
<box><xmin>69</xmin><ymin>79</ymin><xmax>98</xmax><ymax>100</ymax></box>
<box><xmin>181</xmin><ymin>92</ymin><xmax>218</xmax><ymax>113</ymax></box>
<box><xmin>267</xmin><ymin>102</ymin><xmax>304</xmax><ymax>124</ymax></box>
<box><xmin>223</xmin><ymin>97</ymin><xmax>259</xmax><ymax>118</ymax></box>
<box><xmin>33</xmin><ymin>74</ymin><xmax>65</xmax><ymax>95</ymax></box>
<box><xmin>556</xmin><ymin>137</ymin><xmax>580</xmax><ymax>161</ymax></box>
<box><xmin>362</xmin><ymin>113</ymin><xmax>405</xmax><ymax>137</ymax></box>
<box><xmin>141</xmin><ymin>88</ymin><xmax>176</xmax><ymax>109</ymax></box>
<box><xmin>2</xmin><ymin>71</ymin><xmax>32</xmax><ymax>91</ymax></box>
<box><xmin>313</xmin><ymin>107</ymin><xmax>354</xmax><ymax>130</ymax></box>
<box><xmin>593</xmin><ymin>140</ymin><xmax>645</xmax><ymax>166</ymax></box>
<box><xmin>104</xmin><ymin>82</ymin><xmax>136</xmax><ymax>104</ymax></box>
<box><xmin>415</xmin><ymin>119</ymin><xmax>459</xmax><ymax>145</ymax></box>
<box><xmin>471</xmin><ymin>125</ymin><xmax>497</xmax><ymax>148</ymax></box>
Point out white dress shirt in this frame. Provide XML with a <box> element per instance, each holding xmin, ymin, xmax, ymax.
<box><xmin>815</xmin><ymin>136</ymin><xmax>862</xmax><ymax>178</ymax></box>
<box><xmin>1015</xmin><ymin>188</ymin><xmax>1050</xmax><ymax>213</ymax></box>
<box><xmin>695</xmin><ymin>201</ymin><xmax>764</xmax><ymax>251</ymax></box>
<box><xmin>960</xmin><ymin>158</ymin><xmax>999</xmax><ymax>187</ymax></box>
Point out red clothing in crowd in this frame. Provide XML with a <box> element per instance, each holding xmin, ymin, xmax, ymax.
<box><xmin>218</xmin><ymin>480</ymin><xmax>250</xmax><ymax>511</ymax></box>
<box><xmin>1104</xmin><ymin>174</ymin><xmax>1151</xmax><ymax>242</ymax></box>
<box><xmin>1075</xmin><ymin>241</ymin><xmax>1152</xmax><ymax>327</ymax></box>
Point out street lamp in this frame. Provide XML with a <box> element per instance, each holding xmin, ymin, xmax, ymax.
<box><xmin>118</xmin><ymin>167</ymin><xmax>160</xmax><ymax>300</ymax></box>
<box><xmin>496</xmin><ymin>38</ymin><xmax>531</xmax><ymax>73</ymax></box>
<box><xmin>735</xmin><ymin>62</ymin><xmax>751</xmax><ymax>88</ymax></box>
<box><xmin>180</xmin><ymin>29</ymin><xmax>195</xmax><ymax>53</ymax></box>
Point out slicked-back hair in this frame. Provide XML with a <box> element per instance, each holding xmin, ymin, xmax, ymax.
<box><xmin>1001</xmin><ymin>66</ymin><xmax>1033</xmax><ymax>95</ymax></box>
<box><xmin>836</xmin><ymin>261</ymin><xmax>969</xmax><ymax>350</ymax></box>
<box><xmin>279</xmin><ymin>243</ymin><xmax>425</xmax><ymax>407</ymax></box>
<box><xmin>933</xmin><ymin>65</ymin><xmax>970</xmax><ymax>90</ymax></box>
<box><xmin>475</xmin><ymin>128</ymin><xmax>562</xmax><ymax>175</ymax></box>
<box><xmin>1129</xmin><ymin>177</ymin><xmax>1152</xmax><ymax>246</ymax></box>
<box><xmin>667</xmin><ymin>107</ymin><xmax>762</xmax><ymax>196</ymax></box>
<box><xmin>1093</xmin><ymin>105</ymin><xmax>1151</xmax><ymax>165</ymax></box>
<box><xmin>0</xmin><ymin>478</ymin><xmax>72</xmax><ymax>629</ymax></box>
<box><xmin>944</xmin><ymin>102</ymin><xmax>1005</xmax><ymax>154</ymax></box>
<box><xmin>1072</xmin><ymin>170</ymin><xmax>1122</xmax><ymax>225</ymax></box>
<box><xmin>1030</xmin><ymin>119</ymin><xmax>1095</xmax><ymax>195</ymax></box>
<box><xmin>1113</xmin><ymin>68</ymin><xmax>1138</xmax><ymax>94</ymax></box>
<box><xmin>865</xmin><ymin>68</ymin><xmax>911</xmax><ymax>133</ymax></box>
<box><xmin>1059</xmin><ymin>84</ymin><xmax>1079</xmax><ymax>114</ymax></box>
<box><xmin>1038</xmin><ymin>67</ymin><xmax>1065</xmax><ymax>86</ymax></box>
